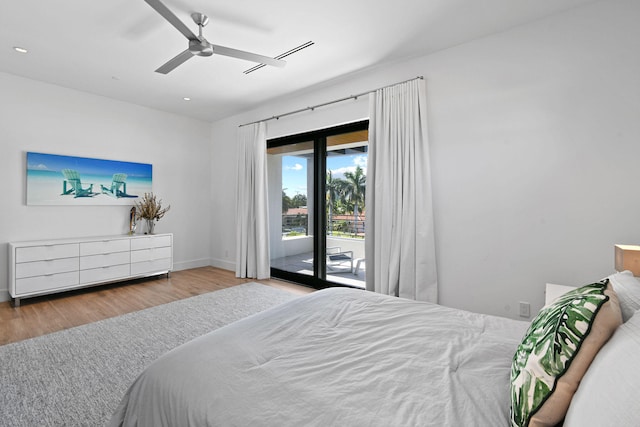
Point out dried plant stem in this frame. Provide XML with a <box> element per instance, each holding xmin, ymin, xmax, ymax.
<box><xmin>134</xmin><ymin>193</ymin><xmax>170</xmax><ymax>221</ymax></box>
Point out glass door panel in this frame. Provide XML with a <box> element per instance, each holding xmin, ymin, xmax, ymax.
<box><xmin>325</xmin><ymin>134</ymin><xmax>367</xmax><ymax>288</ymax></box>
<box><xmin>267</xmin><ymin>141</ymin><xmax>314</xmax><ymax>277</ymax></box>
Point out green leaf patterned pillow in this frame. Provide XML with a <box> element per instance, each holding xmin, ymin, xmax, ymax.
<box><xmin>510</xmin><ymin>279</ymin><xmax>622</xmax><ymax>427</ymax></box>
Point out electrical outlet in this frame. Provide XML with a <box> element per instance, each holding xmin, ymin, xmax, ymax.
<box><xmin>519</xmin><ymin>301</ymin><xmax>531</xmax><ymax>318</ymax></box>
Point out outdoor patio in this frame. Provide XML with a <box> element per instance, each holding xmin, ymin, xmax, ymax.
<box><xmin>270</xmin><ymin>250</ymin><xmax>365</xmax><ymax>288</ymax></box>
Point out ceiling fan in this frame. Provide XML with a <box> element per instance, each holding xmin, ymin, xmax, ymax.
<box><xmin>143</xmin><ymin>0</ymin><xmax>286</xmax><ymax>74</ymax></box>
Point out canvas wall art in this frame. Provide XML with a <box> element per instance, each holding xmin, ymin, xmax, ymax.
<box><xmin>26</xmin><ymin>152</ymin><xmax>152</xmax><ymax>206</ymax></box>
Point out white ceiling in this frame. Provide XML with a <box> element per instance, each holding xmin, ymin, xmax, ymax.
<box><xmin>0</xmin><ymin>0</ymin><xmax>596</xmax><ymax>122</ymax></box>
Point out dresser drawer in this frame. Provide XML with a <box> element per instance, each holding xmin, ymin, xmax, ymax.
<box><xmin>131</xmin><ymin>258</ymin><xmax>172</xmax><ymax>276</ymax></box>
<box><xmin>15</xmin><ymin>257</ymin><xmax>79</xmax><ymax>279</ymax></box>
<box><xmin>80</xmin><ymin>264</ymin><xmax>130</xmax><ymax>284</ymax></box>
<box><xmin>130</xmin><ymin>246</ymin><xmax>172</xmax><ymax>263</ymax></box>
<box><xmin>15</xmin><ymin>271</ymin><xmax>80</xmax><ymax>296</ymax></box>
<box><xmin>80</xmin><ymin>251</ymin><xmax>130</xmax><ymax>270</ymax></box>
<box><xmin>131</xmin><ymin>235</ymin><xmax>172</xmax><ymax>251</ymax></box>
<box><xmin>80</xmin><ymin>239</ymin><xmax>130</xmax><ymax>256</ymax></box>
<box><xmin>15</xmin><ymin>243</ymin><xmax>79</xmax><ymax>263</ymax></box>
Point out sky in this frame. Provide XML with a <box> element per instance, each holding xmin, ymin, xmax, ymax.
<box><xmin>27</xmin><ymin>152</ymin><xmax>152</xmax><ymax>178</ymax></box>
<box><xmin>282</xmin><ymin>153</ymin><xmax>367</xmax><ymax>197</ymax></box>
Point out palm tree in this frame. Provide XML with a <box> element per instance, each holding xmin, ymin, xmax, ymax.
<box><xmin>342</xmin><ymin>166</ymin><xmax>366</xmax><ymax>236</ymax></box>
<box><xmin>326</xmin><ymin>171</ymin><xmax>342</xmax><ymax>235</ymax></box>
<box><xmin>282</xmin><ymin>190</ymin><xmax>292</xmax><ymax>213</ymax></box>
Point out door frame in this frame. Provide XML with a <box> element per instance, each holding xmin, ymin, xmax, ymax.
<box><xmin>267</xmin><ymin>120</ymin><xmax>368</xmax><ymax>290</ymax></box>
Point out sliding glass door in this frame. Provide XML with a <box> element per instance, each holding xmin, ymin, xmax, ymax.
<box><xmin>267</xmin><ymin>121</ymin><xmax>368</xmax><ymax>289</ymax></box>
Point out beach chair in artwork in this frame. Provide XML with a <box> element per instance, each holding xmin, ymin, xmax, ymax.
<box><xmin>101</xmin><ymin>173</ymin><xmax>137</xmax><ymax>198</ymax></box>
<box><xmin>61</xmin><ymin>169</ymin><xmax>95</xmax><ymax>198</ymax></box>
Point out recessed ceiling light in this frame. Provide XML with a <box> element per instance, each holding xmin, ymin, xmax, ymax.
<box><xmin>13</xmin><ymin>46</ymin><xmax>28</xmax><ymax>54</ymax></box>
<box><xmin>183</xmin><ymin>97</ymin><xmax>191</xmax><ymax>101</ymax></box>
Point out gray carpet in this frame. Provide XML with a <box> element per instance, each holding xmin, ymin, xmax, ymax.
<box><xmin>0</xmin><ymin>283</ymin><xmax>298</xmax><ymax>427</ymax></box>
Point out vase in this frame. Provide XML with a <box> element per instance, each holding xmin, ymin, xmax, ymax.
<box><xmin>145</xmin><ymin>219</ymin><xmax>155</xmax><ymax>235</ymax></box>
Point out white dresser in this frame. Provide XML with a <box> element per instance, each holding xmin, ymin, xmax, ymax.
<box><xmin>8</xmin><ymin>233</ymin><xmax>173</xmax><ymax>306</ymax></box>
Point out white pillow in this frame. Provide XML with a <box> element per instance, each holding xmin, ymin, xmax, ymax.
<box><xmin>564</xmin><ymin>311</ymin><xmax>640</xmax><ymax>426</ymax></box>
<box><xmin>607</xmin><ymin>271</ymin><xmax>640</xmax><ymax>322</ymax></box>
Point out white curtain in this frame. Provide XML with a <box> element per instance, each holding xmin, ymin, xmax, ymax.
<box><xmin>365</xmin><ymin>79</ymin><xmax>438</xmax><ymax>302</ymax></box>
<box><xmin>235</xmin><ymin>122</ymin><xmax>271</xmax><ymax>279</ymax></box>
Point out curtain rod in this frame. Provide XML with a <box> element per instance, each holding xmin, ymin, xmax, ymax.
<box><xmin>239</xmin><ymin>76</ymin><xmax>423</xmax><ymax>128</ymax></box>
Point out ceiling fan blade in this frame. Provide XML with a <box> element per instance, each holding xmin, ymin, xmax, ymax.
<box><xmin>210</xmin><ymin>44</ymin><xmax>286</xmax><ymax>68</ymax></box>
<box><xmin>144</xmin><ymin>0</ymin><xmax>198</xmax><ymax>41</ymax></box>
<box><xmin>156</xmin><ymin>49</ymin><xmax>194</xmax><ymax>74</ymax></box>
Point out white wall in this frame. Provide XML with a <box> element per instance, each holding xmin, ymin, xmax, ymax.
<box><xmin>211</xmin><ymin>0</ymin><xmax>640</xmax><ymax>319</ymax></box>
<box><xmin>0</xmin><ymin>73</ymin><xmax>213</xmax><ymax>301</ymax></box>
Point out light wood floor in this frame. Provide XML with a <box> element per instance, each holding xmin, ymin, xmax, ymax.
<box><xmin>0</xmin><ymin>266</ymin><xmax>313</xmax><ymax>346</ymax></box>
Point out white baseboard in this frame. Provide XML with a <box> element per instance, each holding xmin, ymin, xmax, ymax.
<box><xmin>174</xmin><ymin>258</ymin><xmax>235</xmax><ymax>273</ymax></box>
<box><xmin>172</xmin><ymin>258</ymin><xmax>211</xmax><ymax>271</ymax></box>
<box><xmin>210</xmin><ymin>258</ymin><xmax>236</xmax><ymax>272</ymax></box>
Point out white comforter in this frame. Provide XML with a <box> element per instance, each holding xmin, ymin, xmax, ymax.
<box><xmin>110</xmin><ymin>287</ymin><xmax>528</xmax><ymax>427</ymax></box>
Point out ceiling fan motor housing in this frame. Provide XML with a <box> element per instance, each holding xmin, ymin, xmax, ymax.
<box><xmin>189</xmin><ymin>39</ymin><xmax>213</xmax><ymax>56</ymax></box>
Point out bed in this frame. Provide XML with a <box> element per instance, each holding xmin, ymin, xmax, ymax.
<box><xmin>109</xmin><ymin>272</ymin><xmax>640</xmax><ymax>427</ymax></box>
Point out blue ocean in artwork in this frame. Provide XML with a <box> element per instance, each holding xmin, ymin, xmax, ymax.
<box><xmin>27</xmin><ymin>152</ymin><xmax>153</xmax><ymax>205</ymax></box>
